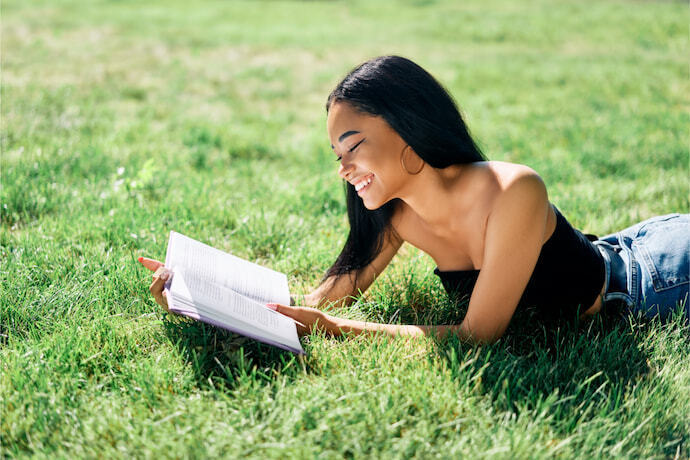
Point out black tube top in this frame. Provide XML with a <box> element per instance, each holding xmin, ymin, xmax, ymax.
<box><xmin>433</xmin><ymin>206</ymin><xmax>606</xmax><ymax>320</ymax></box>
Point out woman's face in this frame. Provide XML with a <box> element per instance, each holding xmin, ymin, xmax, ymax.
<box><xmin>326</xmin><ymin>102</ymin><xmax>409</xmax><ymax>210</ymax></box>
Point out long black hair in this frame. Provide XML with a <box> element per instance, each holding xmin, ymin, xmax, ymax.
<box><xmin>324</xmin><ymin>55</ymin><xmax>486</xmax><ymax>281</ymax></box>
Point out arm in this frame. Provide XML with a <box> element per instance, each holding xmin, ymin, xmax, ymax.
<box><xmin>300</xmin><ymin>225</ymin><xmax>403</xmax><ymax>309</ymax></box>
<box><xmin>444</xmin><ymin>170</ymin><xmax>550</xmax><ymax>342</ymax></box>
<box><xmin>276</xmin><ymin>170</ymin><xmax>550</xmax><ymax>344</ymax></box>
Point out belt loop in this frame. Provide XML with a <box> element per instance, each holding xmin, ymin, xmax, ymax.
<box><xmin>595</xmin><ymin>238</ymin><xmax>633</xmax><ymax>310</ymax></box>
<box><xmin>593</xmin><ymin>241</ymin><xmax>612</xmax><ymax>296</ymax></box>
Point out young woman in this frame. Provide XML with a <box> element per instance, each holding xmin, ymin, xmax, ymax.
<box><xmin>142</xmin><ymin>56</ymin><xmax>689</xmax><ymax>344</ymax></box>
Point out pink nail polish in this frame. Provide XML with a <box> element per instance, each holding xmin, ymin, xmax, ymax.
<box><xmin>266</xmin><ymin>303</ymin><xmax>277</xmax><ymax>311</ymax></box>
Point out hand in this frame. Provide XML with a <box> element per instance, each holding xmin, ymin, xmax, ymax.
<box><xmin>138</xmin><ymin>256</ymin><xmax>173</xmax><ymax>313</ymax></box>
<box><xmin>266</xmin><ymin>303</ymin><xmax>335</xmax><ymax>337</ymax></box>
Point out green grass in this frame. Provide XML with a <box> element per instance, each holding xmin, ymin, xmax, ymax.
<box><xmin>2</xmin><ymin>0</ymin><xmax>689</xmax><ymax>457</ymax></box>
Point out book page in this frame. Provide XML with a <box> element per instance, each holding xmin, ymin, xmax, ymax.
<box><xmin>168</xmin><ymin>267</ymin><xmax>302</xmax><ymax>352</ymax></box>
<box><xmin>165</xmin><ymin>231</ymin><xmax>290</xmax><ymax>306</ymax></box>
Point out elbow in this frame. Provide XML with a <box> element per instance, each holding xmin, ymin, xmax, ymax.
<box><xmin>303</xmin><ymin>293</ymin><xmax>318</xmax><ymax>307</ymax></box>
<box><xmin>458</xmin><ymin>320</ymin><xmax>507</xmax><ymax>344</ymax></box>
<box><xmin>327</xmin><ymin>295</ymin><xmax>356</xmax><ymax>309</ymax></box>
<box><xmin>304</xmin><ymin>292</ymin><xmax>354</xmax><ymax>309</ymax></box>
<box><xmin>468</xmin><ymin>331</ymin><xmax>504</xmax><ymax>345</ymax></box>
<box><xmin>476</xmin><ymin>333</ymin><xmax>503</xmax><ymax>345</ymax></box>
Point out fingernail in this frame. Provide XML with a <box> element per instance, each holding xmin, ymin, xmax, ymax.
<box><xmin>160</xmin><ymin>273</ymin><xmax>169</xmax><ymax>281</ymax></box>
<box><xmin>266</xmin><ymin>303</ymin><xmax>277</xmax><ymax>311</ymax></box>
<box><xmin>138</xmin><ymin>256</ymin><xmax>143</xmax><ymax>263</ymax></box>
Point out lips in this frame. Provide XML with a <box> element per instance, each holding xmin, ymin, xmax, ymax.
<box><xmin>352</xmin><ymin>174</ymin><xmax>374</xmax><ymax>193</ymax></box>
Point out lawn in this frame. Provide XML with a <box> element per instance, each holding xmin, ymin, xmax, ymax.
<box><xmin>1</xmin><ymin>0</ymin><xmax>689</xmax><ymax>457</ymax></box>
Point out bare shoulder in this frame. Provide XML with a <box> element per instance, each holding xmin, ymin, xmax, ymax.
<box><xmin>482</xmin><ymin>162</ymin><xmax>547</xmax><ymax>213</ymax></box>
<box><xmin>486</xmin><ymin>161</ymin><xmax>544</xmax><ymax>190</ymax></box>
<box><xmin>485</xmin><ymin>161</ymin><xmax>552</xmax><ymax>242</ymax></box>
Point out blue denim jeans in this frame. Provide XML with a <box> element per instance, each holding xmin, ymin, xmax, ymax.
<box><xmin>593</xmin><ymin>213</ymin><xmax>689</xmax><ymax>322</ymax></box>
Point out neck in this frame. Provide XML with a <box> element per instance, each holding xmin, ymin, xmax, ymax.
<box><xmin>396</xmin><ymin>164</ymin><xmax>468</xmax><ymax>228</ymax></box>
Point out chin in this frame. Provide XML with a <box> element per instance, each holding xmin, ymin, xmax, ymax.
<box><xmin>361</xmin><ymin>196</ymin><xmax>387</xmax><ymax>211</ymax></box>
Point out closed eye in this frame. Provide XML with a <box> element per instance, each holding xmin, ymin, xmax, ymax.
<box><xmin>349</xmin><ymin>139</ymin><xmax>365</xmax><ymax>152</ymax></box>
<box><xmin>334</xmin><ymin>139</ymin><xmax>365</xmax><ymax>162</ymax></box>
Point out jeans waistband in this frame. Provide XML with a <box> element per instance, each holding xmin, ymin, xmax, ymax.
<box><xmin>596</xmin><ymin>243</ymin><xmax>628</xmax><ymax>295</ymax></box>
<box><xmin>593</xmin><ymin>240</ymin><xmax>634</xmax><ymax>315</ymax></box>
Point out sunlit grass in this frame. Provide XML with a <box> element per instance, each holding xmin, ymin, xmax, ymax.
<box><xmin>2</xmin><ymin>0</ymin><xmax>688</xmax><ymax>457</ymax></box>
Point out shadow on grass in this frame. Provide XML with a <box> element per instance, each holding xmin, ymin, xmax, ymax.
<box><xmin>161</xmin><ymin>288</ymin><xmax>663</xmax><ymax>422</ymax></box>
<box><xmin>433</xmin><ymin>306</ymin><xmax>655</xmax><ymax>426</ymax></box>
<box><xmin>161</xmin><ymin>317</ymin><xmax>307</xmax><ymax>392</ymax></box>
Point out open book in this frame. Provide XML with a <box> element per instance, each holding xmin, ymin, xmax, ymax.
<box><xmin>162</xmin><ymin>231</ymin><xmax>304</xmax><ymax>354</ymax></box>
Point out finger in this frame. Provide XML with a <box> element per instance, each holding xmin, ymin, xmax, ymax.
<box><xmin>159</xmin><ymin>290</ymin><xmax>170</xmax><ymax>312</ymax></box>
<box><xmin>267</xmin><ymin>303</ymin><xmax>289</xmax><ymax>314</ymax></box>
<box><xmin>153</xmin><ymin>266</ymin><xmax>170</xmax><ymax>278</ymax></box>
<box><xmin>149</xmin><ymin>280</ymin><xmax>166</xmax><ymax>307</ymax></box>
<box><xmin>149</xmin><ymin>272</ymin><xmax>170</xmax><ymax>308</ymax></box>
<box><xmin>139</xmin><ymin>257</ymin><xmax>164</xmax><ymax>272</ymax></box>
<box><xmin>269</xmin><ymin>303</ymin><xmax>307</xmax><ymax>334</ymax></box>
<box><xmin>267</xmin><ymin>304</ymin><xmax>307</xmax><ymax>330</ymax></box>
<box><xmin>266</xmin><ymin>302</ymin><xmax>280</xmax><ymax>311</ymax></box>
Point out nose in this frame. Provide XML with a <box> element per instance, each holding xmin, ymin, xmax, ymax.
<box><xmin>338</xmin><ymin>159</ymin><xmax>354</xmax><ymax>181</ymax></box>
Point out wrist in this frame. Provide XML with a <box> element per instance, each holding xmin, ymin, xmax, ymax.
<box><xmin>323</xmin><ymin>313</ymin><xmax>342</xmax><ymax>336</ymax></box>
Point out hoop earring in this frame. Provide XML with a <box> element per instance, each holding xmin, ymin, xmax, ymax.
<box><xmin>400</xmin><ymin>146</ymin><xmax>424</xmax><ymax>175</ymax></box>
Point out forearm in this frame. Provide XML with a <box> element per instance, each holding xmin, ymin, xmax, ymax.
<box><xmin>329</xmin><ymin>317</ymin><xmax>476</xmax><ymax>342</ymax></box>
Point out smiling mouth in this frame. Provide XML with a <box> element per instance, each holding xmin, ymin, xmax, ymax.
<box><xmin>354</xmin><ymin>174</ymin><xmax>374</xmax><ymax>193</ymax></box>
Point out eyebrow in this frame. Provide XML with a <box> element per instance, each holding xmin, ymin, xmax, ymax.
<box><xmin>330</xmin><ymin>130</ymin><xmax>361</xmax><ymax>149</ymax></box>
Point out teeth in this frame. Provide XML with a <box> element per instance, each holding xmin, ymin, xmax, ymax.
<box><xmin>354</xmin><ymin>176</ymin><xmax>373</xmax><ymax>191</ymax></box>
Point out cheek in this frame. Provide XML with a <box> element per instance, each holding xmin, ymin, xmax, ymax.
<box><xmin>380</xmin><ymin>157</ymin><xmax>406</xmax><ymax>189</ymax></box>
<box><xmin>368</xmin><ymin>153</ymin><xmax>401</xmax><ymax>180</ymax></box>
